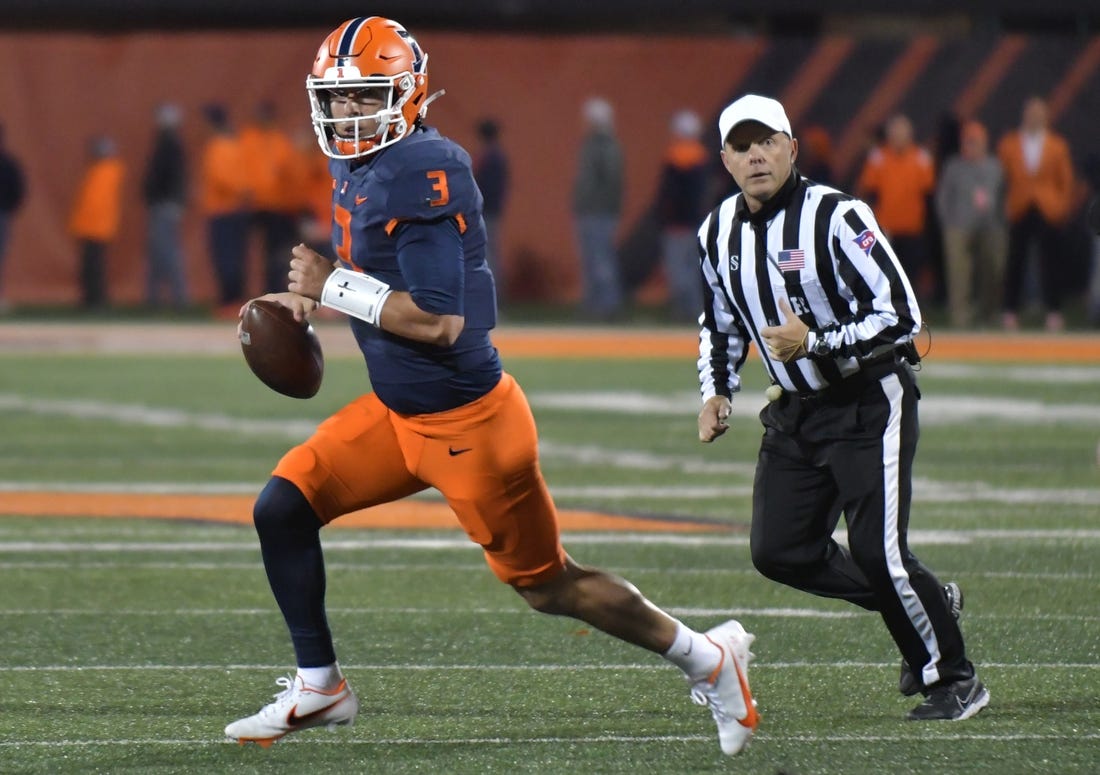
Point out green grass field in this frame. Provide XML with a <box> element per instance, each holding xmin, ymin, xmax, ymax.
<box><xmin>1</xmin><ymin>326</ymin><xmax>1098</xmax><ymax>773</ymax></box>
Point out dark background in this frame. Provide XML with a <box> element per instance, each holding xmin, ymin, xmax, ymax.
<box><xmin>3</xmin><ymin>1</ymin><xmax>1098</xmax><ymax>32</ymax></box>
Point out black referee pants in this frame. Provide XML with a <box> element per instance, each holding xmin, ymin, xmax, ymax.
<box><xmin>749</xmin><ymin>362</ymin><xmax>974</xmax><ymax>691</ymax></box>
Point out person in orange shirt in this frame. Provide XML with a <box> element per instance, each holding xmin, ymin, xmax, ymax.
<box><xmin>857</xmin><ymin>114</ymin><xmax>936</xmax><ymax>299</ymax></box>
<box><xmin>239</xmin><ymin>100</ymin><xmax>301</xmax><ymax>295</ymax></box>
<box><xmin>287</xmin><ymin>127</ymin><xmax>336</xmax><ymax>262</ymax></box>
<box><xmin>199</xmin><ymin>104</ymin><xmax>250</xmax><ymax>316</ymax></box>
<box><xmin>997</xmin><ymin>96</ymin><xmax>1076</xmax><ymax>332</ymax></box>
<box><xmin>68</xmin><ymin>135</ymin><xmax>124</xmax><ymax>309</ymax></box>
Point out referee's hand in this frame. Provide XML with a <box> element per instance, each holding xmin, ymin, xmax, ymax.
<box><xmin>761</xmin><ymin>298</ymin><xmax>809</xmax><ymax>362</ymax></box>
<box><xmin>699</xmin><ymin>396</ymin><xmax>732</xmax><ymax>443</ymax></box>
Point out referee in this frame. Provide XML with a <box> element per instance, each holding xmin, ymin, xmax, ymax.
<box><xmin>696</xmin><ymin>94</ymin><xmax>988</xmax><ymax>721</ymax></box>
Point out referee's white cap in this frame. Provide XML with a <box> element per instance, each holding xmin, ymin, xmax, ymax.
<box><xmin>718</xmin><ymin>94</ymin><xmax>792</xmax><ymax>146</ymax></box>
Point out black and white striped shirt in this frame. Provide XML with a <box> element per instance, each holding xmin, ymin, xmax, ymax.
<box><xmin>697</xmin><ymin>173</ymin><xmax>922</xmax><ymax>400</ymax></box>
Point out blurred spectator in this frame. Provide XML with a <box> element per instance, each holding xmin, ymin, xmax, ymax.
<box><xmin>199</xmin><ymin>103</ymin><xmax>249</xmax><ymax>317</ymax></box>
<box><xmin>933</xmin><ymin>112</ymin><xmax>962</xmax><ymax>169</ymax></box>
<box><xmin>927</xmin><ymin>111</ymin><xmax>964</xmax><ymax>306</ymax></box>
<box><xmin>68</xmin><ymin>135</ymin><xmax>124</xmax><ymax>309</ymax></box>
<box><xmin>997</xmin><ymin>96</ymin><xmax>1075</xmax><ymax>332</ymax></box>
<box><xmin>0</xmin><ymin>123</ymin><xmax>26</xmax><ymax>312</ymax></box>
<box><xmin>472</xmin><ymin>118</ymin><xmax>510</xmax><ymax>302</ymax></box>
<box><xmin>240</xmin><ymin>100</ymin><xmax>300</xmax><ymax>295</ymax></box>
<box><xmin>935</xmin><ymin>120</ymin><xmax>1005</xmax><ymax>328</ymax></box>
<box><xmin>573</xmin><ymin>97</ymin><xmax>624</xmax><ymax>320</ymax></box>
<box><xmin>289</xmin><ymin>127</ymin><xmax>336</xmax><ymax>262</ymax></box>
<box><xmin>857</xmin><ymin>114</ymin><xmax>936</xmax><ymax>299</ymax></box>
<box><xmin>142</xmin><ymin>102</ymin><xmax>189</xmax><ymax>310</ymax></box>
<box><xmin>798</xmin><ymin>124</ymin><xmax>835</xmax><ymax>187</ymax></box>
<box><xmin>654</xmin><ymin>109</ymin><xmax>708</xmax><ymax>322</ymax></box>
<box><xmin>1081</xmin><ymin>154</ymin><xmax>1100</xmax><ymax>327</ymax></box>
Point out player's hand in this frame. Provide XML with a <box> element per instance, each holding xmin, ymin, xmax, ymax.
<box><xmin>237</xmin><ymin>293</ymin><xmax>318</xmax><ymax>330</ymax></box>
<box><xmin>760</xmin><ymin>298</ymin><xmax>809</xmax><ymax>362</ymax></box>
<box><xmin>288</xmin><ymin>243</ymin><xmax>335</xmax><ymax>301</ymax></box>
<box><xmin>698</xmin><ymin>395</ymin><xmax>732</xmax><ymax>443</ymax></box>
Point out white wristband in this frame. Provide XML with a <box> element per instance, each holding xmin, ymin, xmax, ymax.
<box><xmin>321</xmin><ymin>267</ymin><xmax>392</xmax><ymax>327</ymax></box>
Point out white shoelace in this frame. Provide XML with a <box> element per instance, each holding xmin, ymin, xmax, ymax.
<box><xmin>690</xmin><ymin>681</ymin><xmax>731</xmax><ymax>720</ymax></box>
<box><xmin>257</xmin><ymin>675</ymin><xmax>297</xmax><ymax>719</ymax></box>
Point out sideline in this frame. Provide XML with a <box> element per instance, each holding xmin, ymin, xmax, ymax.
<box><xmin>2</xmin><ymin>321</ymin><xmax>1099</xmax><ymax>361</ymax></box>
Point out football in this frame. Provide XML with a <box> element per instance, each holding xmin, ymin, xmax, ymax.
<box><xmin>238</xmin><ymin>299</ymin><xmax>324</xmax><ymax>399</ymax></box>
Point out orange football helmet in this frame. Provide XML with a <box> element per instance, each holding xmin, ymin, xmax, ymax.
<box><xmin>307</xmin><ymin>17</ymin><xmax>434</xmax><ymax>159</ymax></box>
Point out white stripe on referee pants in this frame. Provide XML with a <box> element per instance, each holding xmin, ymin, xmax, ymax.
<box><xmin>879</xmin><ymin>373</ymin><xmax>941</xmax><ymax>687</ymax></box>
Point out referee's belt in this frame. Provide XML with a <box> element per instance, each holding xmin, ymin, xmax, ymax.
<box><xmin>792</xmin><ymin>349</ymin><xmax>907</xmax><ymax>404</ymax></box>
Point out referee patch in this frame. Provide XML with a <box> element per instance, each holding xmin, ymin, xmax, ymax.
<box><xmin>853</xmin><ymin>229</ymin><xmax>877</xmax><ymax>255</ymax></box>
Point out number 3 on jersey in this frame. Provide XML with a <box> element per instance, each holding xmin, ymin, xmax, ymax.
<box><xmin>426</xmin><ymin>170</ymin><xmax>449</xmax><ymax>207</ymax></box>
<box><xmin>333</xmin><ymin>203</ymin><xmax>354</xmax><ymax>266</ymax></box>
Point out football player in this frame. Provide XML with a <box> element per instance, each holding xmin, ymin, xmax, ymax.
<box><xmin>225</xmin><ymin>16</ymin><xmax>759</xmax><ymax>756</ymax></box>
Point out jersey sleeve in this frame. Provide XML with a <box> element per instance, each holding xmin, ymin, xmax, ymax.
<box><xmin>392</xmin><ymin>218</ymin><xmax>465</xmax><ymax>316</ymax></box>
<box><xmin>370</xmin><ymin>137</ymin><xmax>480</xmax><ymax>317</ymax></box>
<box><xmin>814</xmin><ymin>200</ymin><xmax>922</xmax><ymax>359</ymax></box>
<box><xmin>696</xmin><ymin>209</ymin><xmax>748</xmax><ymax>402</ymax></box>
<box><xmin>367</xmin><ymin>142</ymin><xmax>480</xmax><ymax>235</ymax></box>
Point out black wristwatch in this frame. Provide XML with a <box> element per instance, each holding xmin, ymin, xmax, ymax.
<box><xmin>810</xmin><ymin>332</ymin><xmax>830</xmax><ymax>357</ymax></box>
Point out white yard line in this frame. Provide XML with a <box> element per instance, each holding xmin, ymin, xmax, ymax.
<box><xmin>0</xmin><ymin>561</ymin><xmax>1089</xmax><ymax>581</ymax></box>
<box><xmin>927</xmin><ymin>363</ymin><xmax>1100</xmax><ymax>383</ymax></box>
<box><xmin>4</xmin><ymin>389</ymin><xmax>1100</xmax><ymax>435</ymax></box>
<box><xmin>2</xmin><ymin>392</ymin><xmax>1099</xmax><ymax>509</ymax></box>
<box><xmin>2</xmin><ymin>529</ymin><xmax>1100</xmax><ymax>554</ymax></box>
<box><xmin>1</xmin><ymin>731</ymin><xmax>1096</xmax><ymax>747</ymax></box>
<box><xmin>2</xmin><ymin>661</ymin><xmax>1097</xmax><ymax>672</ymax></box>
<box><xmin>0</xmin><ymin>606</ymin><xmax>1094</xmax><ymax>621</ymax></box>
<box><xmin>3</xmin><ymin>478</ymin><xmax>1099</xmax><ymax>506</ymax></box>
<box><xmin>527</xmin><ymin>390</ymin><xmax>1100</xmax><ymax>426</ymax></box>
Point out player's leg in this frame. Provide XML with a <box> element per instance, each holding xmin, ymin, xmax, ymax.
<box><xmin>406</xmin><ymin>373</ymin><xmax>757</xmax><ymax>754</ymax></box>
<box><xmin>226</xmin><ymin>393</ymin><xmax>427</xmax><ymax>745</ymax></box>
<box><xmin>838</xmin><ymin>369</ymin><xmax>987</xmax><ymax>720</ymax></box>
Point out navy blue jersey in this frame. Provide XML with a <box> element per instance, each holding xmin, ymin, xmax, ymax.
<box><xmin>328</xmin><ymin>126</ymin><xmax>501</xmax><ymax>414</ymax></box>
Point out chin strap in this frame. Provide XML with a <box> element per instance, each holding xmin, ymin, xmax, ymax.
<box><xmin>421</xmin><ymin>89</ymin><xmax>446</xmax><ymax>116</ymax></box>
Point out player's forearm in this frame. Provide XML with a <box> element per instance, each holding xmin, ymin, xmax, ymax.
<box><xmin>378</xmin><ymin>291</ymin><xmax>465</xmax><ymax>347</ymax></box>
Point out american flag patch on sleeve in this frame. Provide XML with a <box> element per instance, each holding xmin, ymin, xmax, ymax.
<box><xmin>777</xmin><ymin>249</ymin><xmax>805</xmax><ymax>272</ymax></box>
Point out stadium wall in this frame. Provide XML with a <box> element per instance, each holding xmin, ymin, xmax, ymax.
<box><xmin>0</xmin><ymin>29</ymin><xmax>1096</xmax><ymax>307</ymax></box>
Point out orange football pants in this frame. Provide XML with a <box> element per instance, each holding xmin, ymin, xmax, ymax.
<box><xmin>271</xmin><ymin>372</ymin><xmax>567</xmax><ymax>587</ymax></box>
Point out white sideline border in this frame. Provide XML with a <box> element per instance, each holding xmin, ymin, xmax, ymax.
<box><xmin>3</xmin><ymin>528</ymin><xmax>1100</xmax><ymax>553</ymax></box>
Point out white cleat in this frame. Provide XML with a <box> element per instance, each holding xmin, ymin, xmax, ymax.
<box><xmin>225</xmin><ymin>674</ymin><xmax>358</xmax><ymax>747</ymax></box>
<box><xmin>690</xmin><ymin>619</ymin><xmax>760</xmax><ymax>755</ymax></box>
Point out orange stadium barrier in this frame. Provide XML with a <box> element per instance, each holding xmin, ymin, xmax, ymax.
<box><xmin>0</xmin><ymin>31</ymin><xmax>757</xmax><ymax>307</ymax></box>
<box><xmin>0</xmin><ymin>30</ymin><xmax>1096</xmax><ymax>308</ymax></box>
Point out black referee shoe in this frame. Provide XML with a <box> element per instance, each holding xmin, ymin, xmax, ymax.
<box><xmin>906</xmin><ymin>675</ymin><xmax>990</xmax><ymax>721</ymax></box>
<box><xmin>898</xmin><ymin>582</ymin><xmax>963</xmax><ymax>696</ymax></box>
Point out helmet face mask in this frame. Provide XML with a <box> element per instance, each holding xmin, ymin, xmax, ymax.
<box><xmin>307</xmin><ymin>17</ymin><xmax>430</xmax><ymax>160</ymax></box>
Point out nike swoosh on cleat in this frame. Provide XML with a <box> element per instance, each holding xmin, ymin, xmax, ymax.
<box><xmin>285</xmin><ymin>695</ymin><xmax>347</xmax><ymax>728</ymax></box>
<box><xmin>732</xmin><ymin>659</ymin><xmax>760</xmax><ymax>729</ymax></box>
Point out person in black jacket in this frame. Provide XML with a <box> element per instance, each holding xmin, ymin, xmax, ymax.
<box><xmin>0</xmin><ymin>123</ymin><xmax>26</xmax><ymax>311</ymax></box>
<box><xmin>473</xmin><ymin>118</ymin><xmax>510</xmax><ymax>303</ymax></box>
<box><xmin>142</xmin><ymin>103</ymin><xmax>189</xmax><ymax>309</ymax></box>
